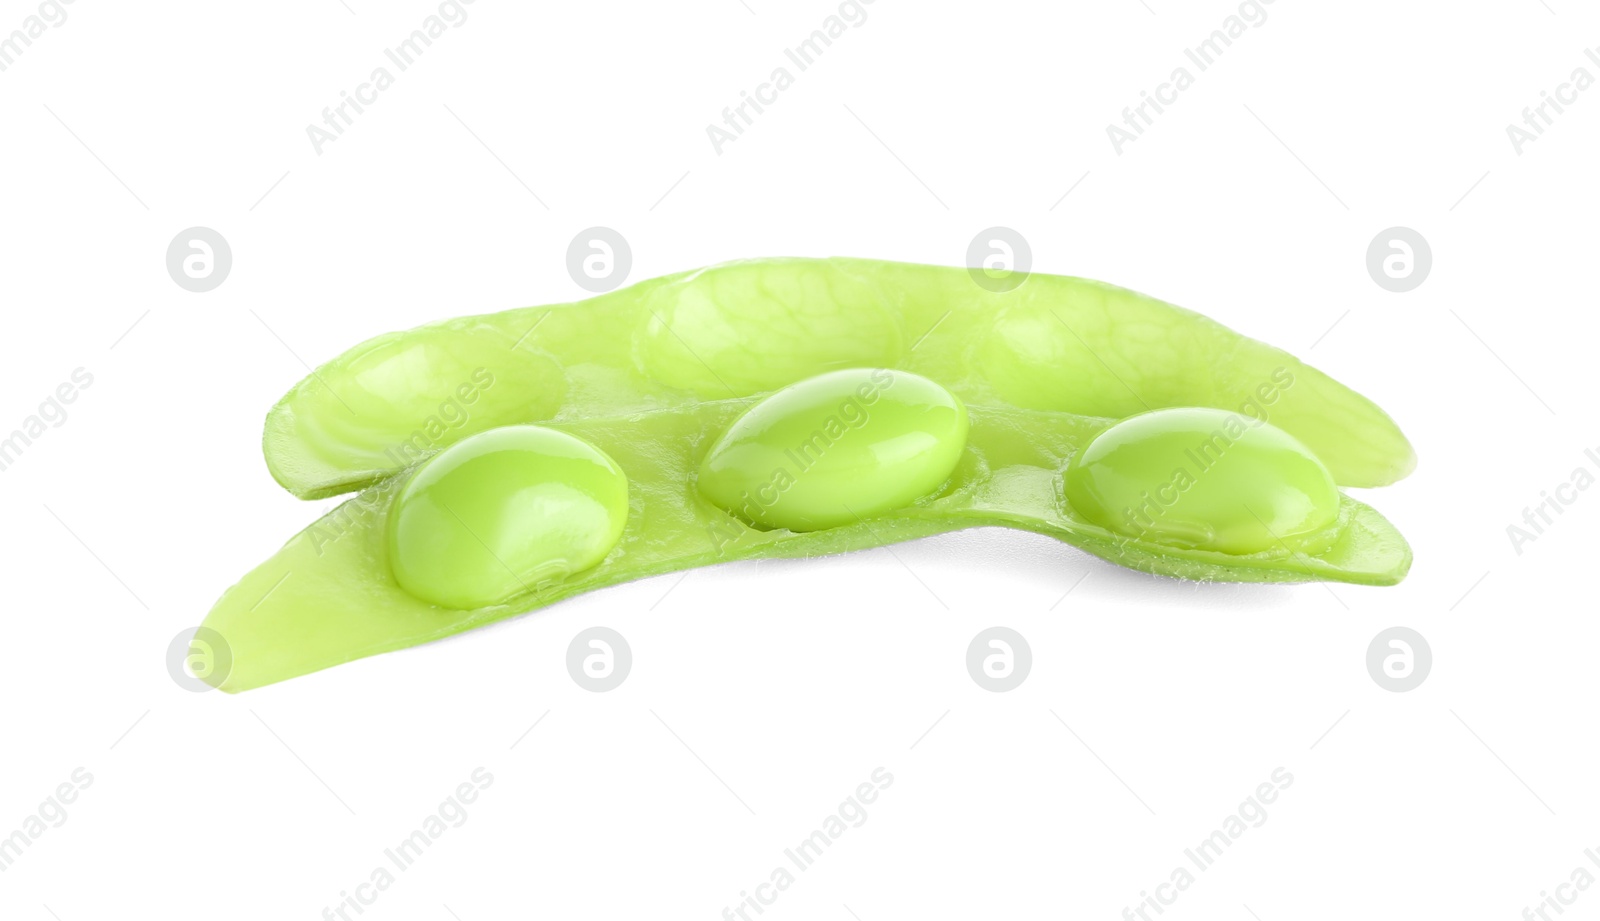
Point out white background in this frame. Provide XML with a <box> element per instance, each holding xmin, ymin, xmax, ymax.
<box><xmin>1</xmin><ymin>0</ymin><xmax>1596</xmax><ymax>918</ymax></box>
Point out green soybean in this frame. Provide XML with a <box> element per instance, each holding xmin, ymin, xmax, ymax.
<box><xmin>387</xmin><ymin>426</ymin><xmax>630</xmax><ymax>610</ymax></box>
<box><xmin>1065</xmin><ymin>408</ymin><xmax>1340</xmax><ymax>555</ymax></box>
<box><xmin>697</xmin><ymin>369</ymin><xmax>969</xmax><ymax>531</ymax></box>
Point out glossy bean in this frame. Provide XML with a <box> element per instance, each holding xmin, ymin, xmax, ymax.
<box><xmin>696</xmin><ymin>368</ymin><xmax>969</xmax><ymax>531</ymax></box>
<box><xmin>1064</xmin><ymin>408</ymin><xmax>1340</xmax><ymax>555</ymax></box>
<box><xmin>387</xmin><ymin>426</ymin><xmax>630</xmax><ymax>610</ymax></box>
